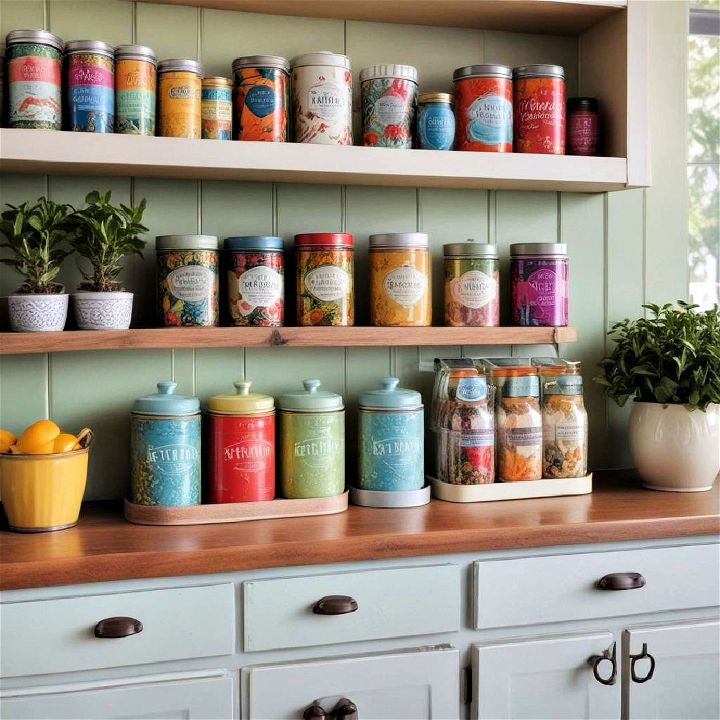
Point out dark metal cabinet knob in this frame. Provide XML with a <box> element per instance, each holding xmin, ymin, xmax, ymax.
<box><xmin>596</xmin><ymin>572</ymin><xmax>646</xmax><ymax>591</ymax></box>
<box><xmin>312</xmin><ymin>595</ymin><xmax>358</xmax><ymax>615</ymax></box>
<box><xmin>333</xmin><ymin>699</ymin><xmax>358</xmax><ymax>720</ymax></box>
<box><xmin>588</xmin><ymin>642</ymin><xmax>617</xmax><ymax>685</ymax></box>
<box><xmin>94</xmin><ymin>616</ymin><xmax>143</xmax><ymax>638</ymax></box>
<box><xmin>630</xmin><ymin>643</ymin><xmax>656</xmax><ymax>683</ymax></box>
<box><xmin>303</xmin><ymin>702</ymin><xmax>326</xmax><ymax>719</ymax></box>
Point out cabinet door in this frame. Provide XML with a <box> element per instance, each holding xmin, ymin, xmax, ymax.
<box><xmin>624</xmin><ymin>620</ymin><xmax>720</xmax><ymax>720</ymax></box>
<box><xmin>241</xmin><ymin>645</ymin><xmax>458</xmax><ymax>719</ymax></box>
<box><xmin>0</xmin><ymin>672</ymin><xmax>234</xmax><ymax>719</ymax></box>
<box><xmin>473</xmin><ymin>632</ymin><xmax>620</xmax><ymax>720</ymax></box>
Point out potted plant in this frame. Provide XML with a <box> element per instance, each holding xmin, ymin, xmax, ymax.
<box><xmin>69</xmin><ymin>190</ymin><xmax>147</xmax><ymax>330</ymax></box>
<box><xmin>596</xmin><ymin>301</ymin><xmax>720</xmax><ymax>491</ymax></box>
<box><xmin>0</xmin><ymin>198</ymin><xmax>75</xmax><ymax>332</ymax></box>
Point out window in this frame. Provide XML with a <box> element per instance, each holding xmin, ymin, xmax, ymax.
<box><xmin>688</xmin><ymin>4</ymin><xmax>720</xmax><ymax>309</ymax></box>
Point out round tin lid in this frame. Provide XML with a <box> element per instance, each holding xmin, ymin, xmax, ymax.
<box><xmin>294</xmin><ymin>233</ymin><xmax>353</xmax><ymax>248</ymax></box>
<box><xmin>567</xmin><ymin>96</ymin><xmax>598</xmax><ymax>112</ymax></box>
<box><xmin>359</xmin><ymin>64</ymin><xmax>417</xmax><ymax>83</ymax></box>
<box><xmin>278</xmin><ymin>379</ymin><xmax>343</xmax><ymax>412</ymax></box>
<box><xmin>156</xmin><ymin>234</ymin><xmax>219</xmax><ymax>251</ymax></box>
<box><xmin>208</xmin><ymin>380</ymin><xmax>274</xmax><ymax>414</ymax></box>
<box><xmin>443</xmin><ymin>240</ymin><xmax>498</xmax><ymax>258</ymax></box>
<box><xmin>115</xmin><ymin>44</ymin><xmax>156</xmax><ymax>63</ymax></box>
<box><xmin>543</xmin><ymin>374</ymin><xmax>584</xmax><ymax>396</ymax></box>
<box><xmin>502</xmin><ymin>374</ymin><xmax>540</xmax><ymax>398</ymax></box>
<box><xmin>232</xmin><ymin>54</ymin><xmax>290</xmax><ymax>72</ymax></box>
<box><xmin>291</xmin><ymin>51</ymin><xmax>351</xmax><ymax>70</ymax></box>
<box><xmin>513</xmin><ymin>64</ymin><xmax>565</xmax><ymax>80</ymax></box>
<box><xmin>418</xmin><ymin>92</ymin><xmax>452</xmax><ymax>104</ymax></box>
<box><xmin>132</xmin><ymin>381</ymin><xmax>200</xmax><ymax>415</ymax></box>
<box><xmin>358</xmin><ymin>377</ymin><xmax>422</xmax><ymax>410</ymax></box>
<box><xmin>202</xmin><ymin>76</ymin><xmax>232</xmax><ymax>87</ymax></box>
<box><xmin>510</xmin><ymin>242</ymin><xmax>567</xmax><ymax>257</ymax></box>
<box><xmin>64</xmin><ymin>39</ymin><xmax>114</xmax><ymax>56</ymax></box>
<box><xmin>369</xmin><ymin>232</ymin><xmax>428</xmax><ymax>249</ymax></box>
<box><xmin>224</xmin><ymin>236</ymin><xmax>284</xmax><ymax>252</ymax></box>
<box><xmin>157</xmin><ymin>58</ymin><xmax>202</xmax><ymax>75</ymax></box>
<box><xmin>453</xmin><ymin>64</ymin><xmax>512</xmax><ymax>81</ymax></box>
<box><xmin>6</xmin><ymin>29</ymin><xmax>64</xmax><ymax>51</ymax></box>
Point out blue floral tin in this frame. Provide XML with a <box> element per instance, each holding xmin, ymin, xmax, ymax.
<box><xmin>130</xmin><ymin>381</ymin><xmax>201</xmax><ymax>506</ymax></box>
<box><xmin>358</xmin><ymin>377</ymin><xmax>424</xmax><ymax>491</ymax></box>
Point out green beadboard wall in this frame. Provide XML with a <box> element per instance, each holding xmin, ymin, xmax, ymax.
<box><xmin>0</xmin><ymin>0</ymin><xmax>688</xmax><ymax>500</ymax></box>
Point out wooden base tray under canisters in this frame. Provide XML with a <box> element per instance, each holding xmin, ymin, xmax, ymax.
<box><xmin>124</xmin><ymin>491</ymin><xmax>349</xmax><ymax>526</ymax></box>
<box><xmin>430</xmin><ymin>474</ymin><xmax>592</xmax><ymax>503</ymax></box>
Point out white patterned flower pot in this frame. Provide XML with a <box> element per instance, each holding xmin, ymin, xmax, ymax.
<box><xmin>72</xmin><ymin>291</ymin><xmax>133</xmax><ymax>330</ymax></box>
<box><xmin>629</xmin><ymin>401</ymin><xmax>720</xmax><ymax>492</ymax></box>
<box><xmin>8</xmin><ymin>293</ymin><xmax>68</xmax><ymax>332</ymax></box>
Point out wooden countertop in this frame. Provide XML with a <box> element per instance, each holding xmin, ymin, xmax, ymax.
<box><xmin>1</xmin><ymin>471</ymin><xmax>718</xmax><ymax>591</ymax></box>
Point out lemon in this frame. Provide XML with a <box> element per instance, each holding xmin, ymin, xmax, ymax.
<box><xmin>53</xmin><ymin>433</ymin><xmax>79</xmax><ymax>453</ymax></box>
<box><xmin>17</xmin><ymin>419</ymin><xmax>61</xmax><ymax>454</ymax></box>
<box><xmin>0</xmin><ymin>429</ymin><xmax>16</xmax><ymax>454</ymax></box>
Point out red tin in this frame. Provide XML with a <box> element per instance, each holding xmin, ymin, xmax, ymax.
<box><xmin>513</xmin><ymin>65</ymin><xmax>565</xmax><ymax>155</ymax></box>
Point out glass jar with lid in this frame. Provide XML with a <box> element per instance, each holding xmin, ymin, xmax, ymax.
<box><xmin>417</xmin><ymin>92</ymin><xmax>455</xmax><ymax>150</ymax></box>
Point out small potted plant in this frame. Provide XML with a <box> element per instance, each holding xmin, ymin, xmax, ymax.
<box><xmin>69</xmin><ymin>190</ymin><xmax>148</xmax><ymax>330</ymax></box>
<box><xmin>0</xmin><ymin>197</ymin><xmax>75</xmax><ymax>332</ymax></box>
<box><xmin>596</xmin><ymin>301</ymin><xmax>720</xmax><ymax>492</ymax></box>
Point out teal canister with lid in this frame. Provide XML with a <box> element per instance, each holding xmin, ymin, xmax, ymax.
<box><xmin>130</xmin><ymin>381</ymin><xmax>201</xmax><ymax>506</ymax></box>
<box><xmin>358</xmin><ymin>377</ymin><xmax>424</xmax><ymax>492</ymax></box>
<box><xmin>278</xmin><ymin>379</ymin><xmax>345</xmax><ymax>498</ymax></box>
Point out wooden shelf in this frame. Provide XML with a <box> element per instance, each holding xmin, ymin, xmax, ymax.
<box><xmin>0</xmin><ymin>326</ymin><xmax>577</xmax><ymax>355</ymax></box>
<box><xmin>0</xmin><ymin>130</ymin><xmax>629</xmax><ymax>192</ymax></box>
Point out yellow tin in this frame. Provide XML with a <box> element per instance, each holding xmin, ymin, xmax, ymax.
<box><xmin>157</xmin><ymin>59</ymin><xmax>202</xmax><ymax>138</ymax></box>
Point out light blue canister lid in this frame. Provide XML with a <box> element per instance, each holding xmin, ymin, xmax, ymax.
<box><xmin>224</xmin><ymin>236</ymin><xmax>284</xmax><ymax>251</ymax></box>
<box><xmin>278</xmin><ymin>379</ymin><xmax>343</xmax><ymax>412</ymax></box>
<box><xmin>132</xmin><ymin>381</ymin><xmax>200</xmax><ymax>415</ymax></box>
<box><xmin>359</xmin><ymin>377</ymin><xmax>422</xmax><ymax>410</ymax></box>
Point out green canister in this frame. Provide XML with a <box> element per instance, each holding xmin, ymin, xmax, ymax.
<box><xmin>278</xmin><ymin>379</ymin><xmax>345</xmax><ymax>498</ymax></box>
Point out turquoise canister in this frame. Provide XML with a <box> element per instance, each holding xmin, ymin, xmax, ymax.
<box><xmin>278</xmin><ymin>379</ymin><xmax>345</xmax><ymax>499</ymax></box>
<box><xmin>130</xmin><ymin>381</ymin><xmax>201</xmax><ymax>506</ymax></box>
<box><xmin>358</xmin><ymin>377</ymin><xmax>424</xmax><ymax>491</ymax></box>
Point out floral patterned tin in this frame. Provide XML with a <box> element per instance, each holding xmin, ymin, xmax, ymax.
<box><xmin>64</xmin><ymin>40</ymin><xmax>114</xmax><ymax>133</ymax></box>
<box><xmin>232</xmin><ymin>55</ymin><xmax>289</xmax><ymax>142</ymax></box>
<box><xmin>360</xmin><ymin>64</ymin><xmax>417</xmax><ymax>148</ymax></box>
<box><xmin>6</xmin><ymin>29</ymin><xmax>64</xmax><ymax>130</ymax></box>
<box><xmin>358</xmin><ymin>377</ymin><xmax>424</xmax><ymax>492</ymax></box>
<box><xmin>156</xmin><ymin>234</ymin><xmax>219</xmax><ymax>327</ymax></box>
<box><xmin>157</xmin><ymin>59</ymin><xmax>202</xmax><ymax>138</ymax></box>
<box><xmin>201</xmin><ymin>76</ymin><xmax>232</xmax><ymax>140</ymax></box>
<box><xmin>225</xmin><ymin>236</ymin><xmax>284</xmax><ymax>326</ymax></box>
<box><xmin>417</xmin><ymin>92</ymin><xmax>455</xmax><ymax>151</ymax></box>
<box><xmin>115</xmin><ymin>44</ymin><xmax>156</xmax><ymax>135</ymax></box>
<box><xmin>131</xmin><ymin>381</ymin><xmax>201</xmax><ymax>507</ymax></box>
<box><xmin>292</xmin><ymin>51</ymin><xmax>352</xmax><ymax>145</ymax></box>
<box><xmin>513</xmin><ymin>64</ymin><xmax>565</xmax><ymax>154</ymax></box>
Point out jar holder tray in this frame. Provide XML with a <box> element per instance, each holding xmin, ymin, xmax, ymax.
<box><xmin>124</xmin><ymin>491</ymin><xmax>349</xmax><ymax>526</ymax></box>
<box><xmin>430</xmin><ymin>474</ymin><xmax>592</xmax><ymax>503</ymax></box>
<box><xmin>349</xmin><ymin>485</ymin><xmax>431</xmax><ymax>508</ymax></box>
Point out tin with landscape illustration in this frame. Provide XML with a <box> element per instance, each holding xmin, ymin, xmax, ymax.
<box><xmin>115</xmin><ymin>44</ymin><xmax>156</xmax><ymax>135</ymax></box>
<box><xmin>157</xmin><ymin>59</ymin><xmax>202</xmax><ymax>138</ymax></box>
<box><xmin>64</xmin><ymin>40</ymin><xmax>114</xmax><ymax>132</ymax></box>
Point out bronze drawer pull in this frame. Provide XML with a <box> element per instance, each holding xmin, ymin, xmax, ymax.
<box><xmin>596</xmin><ymin>572</ymin><xmax>646</xmax><ymax>590</ymax></box>
<box><xmin>94</xmin><ymin>616</ymin><xmax>143</xmax><ymax>638</ymax></box>
<box><xmin>630</xmin><ymin>642</ymin><xmax>656</xmax><ymax>683</ymax></box>
<box><xmin>333</xmin><ymin>699</ymin><xmax>358</xmax><ymax>720</ymax></box>
<box><xmin>588</xmin><ymin>642</ymin><xmax>617</xmax><ymax>685</ymax></box>
<box><xmin>312</xmin><ymin>595</ymin><xmax>358</xmax><ymax>615</ymax></box>
<box><xmin>303</xmin><ymin>702</ymin><xmax>326</xmax><ymax>719</ymax></box>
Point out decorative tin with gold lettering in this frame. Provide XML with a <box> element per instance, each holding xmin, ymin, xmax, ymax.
<box><xmin>157</xmin><ymin>58</ymin><xmax>202</xmax><ymax>138</ymax></box>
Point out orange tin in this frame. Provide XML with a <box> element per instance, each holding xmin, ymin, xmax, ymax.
<box><xmin>157</xmin><ymin>59</ymin><xmax>202</xmax><ymax>139</ymax></box>
<box><xmin>513</xmin><ymin>65</ymin><xmax>565</xmax><ymax>154</ymax></box>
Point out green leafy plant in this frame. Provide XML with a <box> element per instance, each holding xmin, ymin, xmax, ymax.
<box><xmin>595</xmin><ymin>301</ymin><xmax>720</xmax><ymax>411</ymax></box>
<box><xmin>70</xmin><ymin>190</ymin><xmax>148</xmax><ymax>293</ymax></box>
<box><xmin>0</xmin><ymin>198</ymin><xmax>75</xmax><ymax>294</ymax></box>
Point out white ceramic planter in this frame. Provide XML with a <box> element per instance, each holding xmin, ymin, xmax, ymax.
<box><xmin>8</xmin><ymin>293</ymin><xmax>68</xmax><ymax>332</ymax></box>
<box><xmin>72</xmin><ymin>291</ymin><xmax>133</xmax><ymax>330</ymax></box>
<box><xmin>629</xmin><ymin>401</ymin><xmax>720</xmax><ymax>491</ymax></box>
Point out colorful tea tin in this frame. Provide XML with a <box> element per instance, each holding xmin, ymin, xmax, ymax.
<box><xmin>201</xmin><ymin>76</ymin><xmax>232</xmax><ymax>140</ymax></box>
<box><xmin>6</xmin><ymin>29</ymin><xmax>63</xmax><ymax>130</ymax></box>
<box><xmin>115</xmin><ymin>44</ymin><xmax>156</xmax><ymax>135</ymax></box>
<box><xmin>157</xmin><ymin>59</ymin><xmax>202</xmax><ymax>138</ymax></box>
<box><xmin>513</xmin><ymin>65</ymin><xmax>565</xmax><ymax>154</ymax></box>
<box><xmin>278</xmin><ymin>379</ymin><xmax>345</xmax><ymax>499</ymax></box>
<box><xmin>64</xmin><ymin>40</ymin><xmax>114</xmax><ymax>133</ymax></box>
<box><xmin>358</xmin><ymin>377</ymin><xmax>424</xmax><ymax>492</ymax></box>
<box><xmin>417</xmin><ymin>92</ymin><xmax>455</xmax><ymax>151</ymax></box>
<box><xmin>130</xmin><ymin>381</ymin><xmax>201</xmax><ymax>507</ymax></box>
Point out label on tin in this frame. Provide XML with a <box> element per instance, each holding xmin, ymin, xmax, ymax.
<box><xmin>294</xmin><ymin>435</ymin><xmax>344</xmax><ymax>465</ymax></box>
<box><xmin>116</xmin><ymin>59</ymin><xmax>156</xmax><ymax>135</ymax></box>
<box><xmin>147</xmin><ymin>443</ymin><xmax>200</xmax><ymax>475</ymax></box>
<box><xmin>467</xmin><ymin>93</ymin><xmax>512</xmax><ymax>145</ymax></box>
<box><xmin>304</xmin><ymin>265</ymin><xmax>350</xmax><ymax>301</ymax></box>
<box><xmin>371</xmin><ymin>436</ymin><xmax>422</xmax><ymax>458</ymax></box>
<box><xmin>308</xmin><ymin>82</ymin><xmax>345</xmax><ymax>120</ymax></box>
<box><xmin>238</xmin><ymin>265</ymin><xmax>283</xmax><ymax>310</ymax></box>
<box><xmin>383</xmin><ymin>266</ymin><xmax>427</xmax><ymax>307</ymax></box>
<box><xmin>8</xmin><ymin>56</ymin><xmax>61</xmax><ymax>126</ymax></box>
<box><xmin>456</xmin><ymin>376</ymin><xmax>488</xmax><ymax>402</ymax></box>
<box><xmin>452</xmin><ymin>270</ymin><xmax>496</xmax><ymax>309</ymax></box>
<box><xmin>374</xmin><ymin>94</ymin><xmax>406</xmax><ymax>126</ymax></box>
<box><xmin>224</xmin><ymin>439</ymin><xmax>273</xmax><ymax>471</ymax></box>
<box><xmin>245</xmin><ymin>84</ymin><xmax>276</xmax><ymax>118</ymax></box>
<box><xmin>459</xmin><ymin>428</ymin><xmax>494</xmax><ymax>447</ymax></box>
<box><xmin>167</xmin><ymin>265</ymin><xmax>215</xmax><ymax>302</ymax></box>
<box><xmin>418</xmin><ymin>106</ymin><xmax>455</xmax><ymax>150</ymax></box>
<box><xmin>201</xmin><ymin>89</ymin><xmax>232</xmax><ymax>140</ymax></box>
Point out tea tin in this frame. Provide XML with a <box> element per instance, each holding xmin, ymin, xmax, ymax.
<box><xmin>208</xmin><ymin>381</ymin><xmax>275</xmax><ymax>503</ymax></box>
<box><xmin>115</xmin><ymin>44</ymin><xmax>156</xmax><ymax>135</ymax></box>
<box><xmin>157</xmin><ymin>234</ymin><xmax>219</xmax><ymax>327</ymax></box>
<box><xmin>130</xmin><ymin>381</ymin><xmax>201</xmax><ymax>507</ymax></box>
<box><xmin>6</xmin><ymin>29</ymin><xmax>64</xmax><ymax>130</ymax></box>
<box><xmin>358</xmin><ymin>377</ymin><xmax>424</xmax><ymax>492</ymax></box>
<box><xmin>417</xmin><ymin>92</ymin><xmax>455</xmax><ymax>151</ymax></box>
<box><xmin>513</xmin><ymin>64</ymin><xmax>565</xmax><ymax>154</ymax></box>
<box><xmin>201</xmin><ymin>76</ymin><xmax>232</xmax><ymax>140</ymax></box>
<box><xmin>278</xmin><ymin>379</ymin><xmax>345</xmax><ymax>498</ymax></box>
<box><xmin>64</xmin><ymin>40</ymin><xmax>114</xmax><ymax>132</ymax></box>
<box><xmin>567</xmin><ymin>96</ymin><xmax>600</xmax><ymax>156</ymax></box>
<box><xmin>157</xmin><ymin>59</ymin><xmax>202</xmax><ymax>138</ymax></box>
<box><xmin>232</xmin><ymin>55</ymin><xmax>290</xmax><ymax>142</ymax></box>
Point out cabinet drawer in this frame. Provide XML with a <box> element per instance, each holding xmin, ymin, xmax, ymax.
<box><xmin>0</xmin><ymin>584</ymin><xmax>235</xmax><ymax>677</ymax></box>
<box><xmin>243</xmin><ymin>564</ymin><xmax>459</xmax><ymax>652</ymax></box>
<box><xmin>473</xmin><ymin>543</ymin><xmax>720</xmax><ymax>629</ymax></box>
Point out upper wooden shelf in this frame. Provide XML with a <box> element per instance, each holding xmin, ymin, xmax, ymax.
<box><xmin>0</xmin><ymin>326</ymin><xmax>577</xmax><ymax>355</ymax></box>
<box><xmin>138</xmin><ymin>0</ymin><xmax>627</xmax><ymax>35</ymax></box>
<box><xmin>0</xmin><ymin>130</ymin><xmax>628</xmax><ymax>192</ymax></box>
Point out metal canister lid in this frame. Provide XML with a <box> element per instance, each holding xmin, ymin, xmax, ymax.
<box><xmin>443</xmin><ymin>240</ymin><xmax>498</xmax><ymax>258</ymax></box>
<box><xmin>453</xmin><ymin>64</ymin><xmax>512</xmax><ymax>81</ymax></box>
<box><xmin>132</xmin><ymin>381</ymin><xmax>200</xmax><ymax>416</ymax></box>
<box><xmin>156</xmin><ymin>235</ymin><xmax>219</xmax><ymax>251</ymax></box>
<box><xmin>115</xmin><ymin>44</ymin><xmax>156</xmax><ymax>63</ymax></box>
<box><xmin>359</xmin><ymin>64</ymin><xmax>417</xmax><ymax>83</ymax></box>
<box><xmin>291</xmin><ymin>51</ymin><xmax>350</xmax><ymax>70</ymax></box>
<box><xmin>418</xmin><ymin>92</ymin><xmax>452</xmax><ymax>104</ymax></box>
<box><xmin>224</xmin><ymin>236</ymin><xmax>284</xmax><ymax>252</ymax></box>
<box><xmin>232</xmin><ymin>55</ymin><xmax>290</xmax><ymax>73</ymax></box>
<box><xmin>6</xmin><ymin>29</ymin><xmax>64</xmax><ymax>51</ymax></box>
<box><xmin>369</xmin><ymin>233</ymin><xmax>429</xmax><ymax>249</ymax></box>
<box><xmin>208</xmin><ymin>381</ymin><xmax>274</xmax><ymax>414</ymax></box>
<box><xmin>157</xmin><ymin>58</ymin><xmax>202</xmax><ymax>75</ymax></box>
<box><xmin>359</xmin><ymin>377</ymin><xmax>422</xmax><ymax>410</ymax></box>
<box><xmin>294</xmin><ymin>233</ymin><xmax>353</xmax><ymax>248</ymax></box>
<box><xmin>510</xmin><ymin>242</ymin><xmax>567</xmax><ymax>257</ymax></box>
<box><xmin>513</xmin><ymin>64</ymin><xmax>565</xmax><ymax>80</ymax></box>
<box><xmin>202</xmin><ymin>76</ymin><xmax>232</xmax><ymax>88</ymax></box>
<box><xmin>278</xmin><ymin>379</ymin><xmax>344</xmax><ymax>412</ymax></box>
<box><xmin>64</xmin><ymin>40</ymin><xmax>114</xmax><ymax>57</ymax></box>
